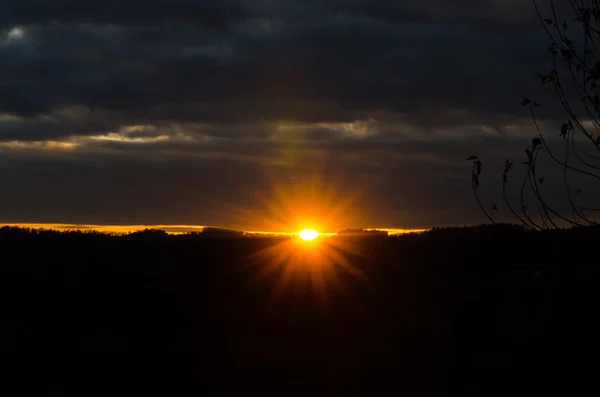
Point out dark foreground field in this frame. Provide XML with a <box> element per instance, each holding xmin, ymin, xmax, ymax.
<box><xmin>0</xmin><ymin>224</ymin><xmax>599</xmax><ymax>396</ymax></box>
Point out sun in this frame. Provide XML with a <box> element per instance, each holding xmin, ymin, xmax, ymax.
<box><xmin>299</xmin><ymin>229</ymin><xmax>319</xmax><ymax>241</ymax></box>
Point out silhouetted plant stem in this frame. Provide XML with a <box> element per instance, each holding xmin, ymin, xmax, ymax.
<box><xmin>471</xmin><ymin>161</ymin><xmax>496</xmax><ymax>224</ymax></box>
<box><xmin>470</xmin><ymin>1</ymin><xmax>600</xmax><ymax>228</ymax></box>
<box><xmin>503</xmin><ymin>178</ymin><xmax>534</xmax><ymax>229</ymax></box>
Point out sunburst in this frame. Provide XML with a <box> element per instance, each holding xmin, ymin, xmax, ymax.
<box><xmin>198</xmin><ymin>129</ymin><xmax>380</xmax><ymax>309</ymax></box>
<box><xmin>243</xmin><ymin>233</ymin><xmax>370</xmax><ymax>314</ymax></box>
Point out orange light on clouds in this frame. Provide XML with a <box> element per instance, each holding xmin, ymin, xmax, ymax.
<box><xmin>151</xmin><ymin>120</ymin><xmax>387</xmax><ymax>234</ymax></box>
<box><xmin>209</xmin><ymin>164</ymin><xmax>377</xmax><ymax>234</ymax></box>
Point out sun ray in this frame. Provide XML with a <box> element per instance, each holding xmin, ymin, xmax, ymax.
<box><xmin>268</xmin><ymin>257</ymin><xmax>297</xmax><ymax>305</ymax></box>
<box><xmin>238</xmin><ymin>232</ymin><xmax>376</xmax><ymax>328</ymax></box>
<box><xmin>254</xmin><ymin>249</ymin><xmax>290</xmax><ymax>281</ymax></box>
<box><xmin>321</xmin><ymin>243</ymin><xmax>368</xmax><ymax>282</ymax></box>
<box><xmin>309</xmin><ymin>263</ymin><xmax>330</xmax><ymax>309</ymax></box>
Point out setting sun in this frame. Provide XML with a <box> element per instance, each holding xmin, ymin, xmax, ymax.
<box><xmin>299</xmin><ymin>229</ymin><xmax>319</xmax><ymax>241</ymax></box>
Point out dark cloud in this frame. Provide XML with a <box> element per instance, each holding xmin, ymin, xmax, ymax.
<box><xmin>0</xmin><ymin>123</ymin><xmax>551</xmax><ymax>228</ymax></box>
<box><xmin>2</xmin><ymin>0</ymin><xmax>536</xmax><ymax>29</ymax></box>
<box><xmin>1</xmin><ymin>0</ymin><xmax>247</xmax><ymax>30</ymax></box>
<box><xmin>0</xmin><ymin>14</ymin><xmax>549</xmax><ymax>127</ymax></box>
<box><xmin>239</xmin><ymin>0</ymin><xmax>541</xmax><ymax>29</ymax></box>
<box><xmin>0</xmin><ymin>136</ymin><xmax>499</xmax><ymax>228</ymax></box>
<box><xmin>0</xmin><ymin>118</ymin><xmax>592</xmax><ymax>229</ymax></box>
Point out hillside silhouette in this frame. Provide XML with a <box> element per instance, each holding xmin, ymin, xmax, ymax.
<box><xmin>0</xmin><ymin>224</ymin><xmax>598</xmax><ymax>395</ymax></box>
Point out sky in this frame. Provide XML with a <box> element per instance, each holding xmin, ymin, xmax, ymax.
<box><xmin>0</xmin><ymin>0</ymin><xmax>580</xmax><ymax>232</ymax></box>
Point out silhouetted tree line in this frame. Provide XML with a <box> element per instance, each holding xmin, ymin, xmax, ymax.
<box><xmin>199</xmin><ymin>227</ymin><xmax>245</xmax><ymax>238</ymax></box>
<box><xmin>0</xmin><ymin>224</ymin><xmax>598</xmax><ymax>395</ymax></box>
<box><xmin>337</xmin><ymin>228</ymin><xmax>389</xmax><ymax>236</ymax></box>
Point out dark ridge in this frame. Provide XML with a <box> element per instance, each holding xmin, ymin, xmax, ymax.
<box><xmin>0</xmin><ymin>224</ymin><xmax>599</xmax><ymax>395</ymax></box>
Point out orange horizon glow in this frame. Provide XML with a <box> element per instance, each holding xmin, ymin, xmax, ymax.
<box><xmin>0</xmin><ymin>223</ymin><xmax>427</xmax><ymax>235</ymax></box>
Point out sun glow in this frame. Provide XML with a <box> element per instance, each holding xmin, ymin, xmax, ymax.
<box><xmin>299</xmin><ymin>229</ymin><xmax>319</xmax><ymax>241</ymax></box>
<box><xmin>243</xmin><ymin>232</ymin><xmax>370</xmax><ymax>319</ymax></box>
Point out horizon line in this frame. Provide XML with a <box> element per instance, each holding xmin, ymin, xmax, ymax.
<box><xmin>0</xmin><ymin>223</ymin><xmax>429</xmax><ymax>235</ymax></box>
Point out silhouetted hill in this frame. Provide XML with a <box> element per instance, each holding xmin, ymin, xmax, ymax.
<box><xmin>199</xmin><ymin>226</ymin><xmax>245</xmax><ymax>238</ymax></box>
<box><xmin>0</xmin><ymin>224</ymin><xmax>598</xmax><ymax>395</ymax></box>
<box><xmin>337</xmin><ymin>228</ymin><xmax>389</xmax><ymax>237</ymax></box>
